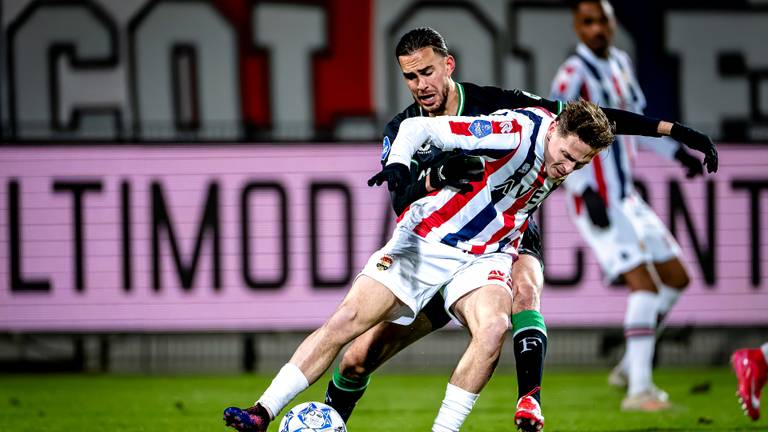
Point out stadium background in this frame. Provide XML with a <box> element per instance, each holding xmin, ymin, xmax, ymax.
<box><xmin>1</xmin><ymin>0</ymin><xmax>767</xmax><ymax>377</ymax></box>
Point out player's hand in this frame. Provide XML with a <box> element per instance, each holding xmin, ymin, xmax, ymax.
<box><xmin>670</xmin><ymin>122</ymin><xmax>718</xmax><ymax>173</ymax></box>
<box><xmin>582</xmin><ymin>187</ymin><xmax>609</xmax><ymax>228</ymax></box>
<box><xmin>428</xmin><ymin>154</ymin><xmax>485</xmax><ymax>194</ymax></box>
<box><xmin>367</xmin><ymin>163</ymin><xmax>410</xmax><ymax>192</ymax></box>
<box><xmin>674</xmin><ymin>148</ymin><xmax>704</xmax><ymax>178</ymax></box>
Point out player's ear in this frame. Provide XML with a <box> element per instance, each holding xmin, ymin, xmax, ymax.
<box><xmin>445</xmin><ymin>54</ymin><xmax>456</xmax><ymax>75</ymax></box>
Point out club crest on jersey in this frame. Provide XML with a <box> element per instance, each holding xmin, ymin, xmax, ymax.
<box><xmin>376</xmin><ymin>255</ymin><xmax>393</xmax><ymax>271</ymax></box>
<box><xmin>381</xmin><ymin>136</ymin><xmax>392</xmax><ymax>161</ymax></box>
<box><xmin>469</xmin><ymin>119</ymin><xmax>492</xmax><ymax>138</ymax></box>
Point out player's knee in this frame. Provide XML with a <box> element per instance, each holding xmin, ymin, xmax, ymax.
<box><xmin>513</xmin><ymin>281</ymin><xmax>540</xmax><ymax>313</ymax></box>
<box><xmin>665</xmin><ymin>272</ymin><xmax>690</xmax><ymax>290</ymax></box>
<box><xmin>474</xmin><ymin>314</ymin><xmax>510</xmax><ymax>355</ymax></box>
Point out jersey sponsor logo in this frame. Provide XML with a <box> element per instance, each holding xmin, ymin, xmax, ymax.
<box><xmin>469</xmin><ymin>119</ymin><xmax>492</xmax><ymax>138</ymax></box>
<box><xmin>376</xmin><ymin>254</ymin><xmax>393</xmax><ymax>271</ymax></box>
<box><xmin>493</xmin><ymin>177</ymin><xmax>529</xmax><ymax>198</ymax></box>
<box><xmin>381</xmin><ymin>136</ymin><xmax>391</xmax><ymax>161</ymax></box>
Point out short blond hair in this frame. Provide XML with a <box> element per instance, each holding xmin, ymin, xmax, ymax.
<box><xmin>556</xmin><ymin>99</ymin><xmax>615</xmax><ymax>150</ymax></box>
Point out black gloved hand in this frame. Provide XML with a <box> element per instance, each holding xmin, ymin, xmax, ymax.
<box><xmin>428</xmin><ymin>154</ymin><xmax>485</xmax><ymax>194</ymax></box>
<box><xmin>669</xmin><ymin>122</ymin><xmax>718</xmax><ymax>173</ymax></box>
<box><xmin>674</xmin><ymin>148</ymin><xmax>704</xmax><ymax>179</ymax></box>
<box><xmin>582</xmin><ymin>187</ymin><xmax>609</xmax><ymax>228</ymax></box>
<box><xmin>367</xmin><ymin>163</ymin><xmax>410</xmax><ymax>192</ymax></box>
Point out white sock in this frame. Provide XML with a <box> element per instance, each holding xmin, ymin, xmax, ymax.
<box><xmin>656</xmin><ymin>285</ymin><xmax>681</xmax><ymax>320</ymax></box>
<box><xmin>432</xmin><ymin>383</ymin><xmax>479</xmax><ymax>432</ymax></box>
<box><xmin>761</xmin><ymin>343</ymin><xmax>768</xmax><ymax>365</ymax></box>
<box><xmin>257</xmin><ymin>363</ymin><xmax>309</xmax><ymax>419</ymax></box>
<box><xmin>624</xmin><ymin>291</ymin><xmax>658</xmax><ymax>396</ymax></box>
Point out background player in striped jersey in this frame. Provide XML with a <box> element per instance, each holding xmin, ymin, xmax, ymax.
<box><xmin>549</xmin><ymin>0</ymin><xmax>713</xmax><ymax>411</ymax></box>
<box><xmin>323</xmin><ymin>27</ymin><xmax>716</xmax><ymax>432</ymax></box>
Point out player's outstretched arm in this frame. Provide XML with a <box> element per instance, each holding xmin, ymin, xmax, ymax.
<box><xmin>595</xmin><ymin>108</ymin><xmax>718</xmax><ymax>173</ymax></box>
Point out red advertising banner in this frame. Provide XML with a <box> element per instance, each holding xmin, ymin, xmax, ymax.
<box><xmin>0</xmin><ymin>145</ymin><xmax>766</xmax><ymax>331</ymax></box>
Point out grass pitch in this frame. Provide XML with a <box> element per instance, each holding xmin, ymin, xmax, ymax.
<box><xmin>0</xmin><ymin>367</ymin><xmax>763</xmax><ymax>431</ymax></box>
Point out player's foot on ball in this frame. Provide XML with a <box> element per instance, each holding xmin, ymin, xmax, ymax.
<box><xmin>223</xmin><ymin>403</ymin><xmax>271</xmax><ymax>432</ymax></box>
<box><xmin>621</xmin><ymin>388</ymin><xmax>671</xmax><ymax>412</ymax></box>
<box><xmin>731</xmin><ymin>348</ymin><xmax>767</xmax><ymax>421</ymax></box>
<box><xmin>608</xmin><ymin>363</ymin><xmax>628</xmax><ymax>389</ymax></box>
<box><xmin>514</xmin><ymin>387</ymin><xmax>544</xmax><ymax>431</ymax></box>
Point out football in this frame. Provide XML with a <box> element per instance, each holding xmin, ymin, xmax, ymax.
<box><xmin>278</xmin><ymin>401</ymin><xmax>347</xmax><ymax>432</ymax></box>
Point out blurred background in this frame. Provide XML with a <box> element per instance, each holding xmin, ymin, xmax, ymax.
<box><xmin>1</xmin><ymin>0</ymin><xmax>767</xmax><ymax>374</ymax></box>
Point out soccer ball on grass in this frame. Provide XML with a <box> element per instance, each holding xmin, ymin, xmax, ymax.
<box><xmin>278</xmin><ymin>401</ymin><xmax>347</xmax><ymax>432</ymax></box>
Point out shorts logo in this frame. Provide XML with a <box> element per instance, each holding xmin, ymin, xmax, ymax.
<box><xmin>469</xmin><ymin>119</ymin><xmax>492</xmax><ymax>138</ymax></box>
<box><xmin>487</xmin><ymin>269</ymin><xmax>506</xmax><ymax>282</ymax></box>
<box><xmin>381</xmin><ymin>136</ymin><xmax>391</xmax><ymax>161</ymax></box>
<box><xmin>376</xmin><ymin>255</ymin><xmax>393</xmax><ymax>271</ymax></box>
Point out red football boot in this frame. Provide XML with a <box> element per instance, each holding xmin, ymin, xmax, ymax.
<box><xmin>731</xmin><ymin>348</ymin><xmax>768</xmax><ymax>421</ymax></box>
<box><xmin>514</xmin><ymin>387</ymin><xmax>544</xmax><ymax>431</ymax></box>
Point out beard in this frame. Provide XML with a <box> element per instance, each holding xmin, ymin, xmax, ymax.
<box><xmin>417</xmin><ymin>85</ymin><xmax>450</xmax><ymax>114</ymax></box>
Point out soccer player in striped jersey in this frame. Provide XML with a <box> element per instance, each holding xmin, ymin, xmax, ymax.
<box><xmin>549</xmin><ymin>0</ymin><xmax>712</xmax><ymax>412</ymax></box>
<box><xmin>324</xmin><ymin>27</ymin><xmax>715</xmax><ymax>432</ymax></box>
<box><xmin>222</xmin><ymin>101</ymin><xmax>614</xmax><ymax>432</ymax></box>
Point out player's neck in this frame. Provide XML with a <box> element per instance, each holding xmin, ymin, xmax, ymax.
<box><xmin>592</xmin><ymin>46</ymin><xmax>610</xmax><ymax>59</ymax></box>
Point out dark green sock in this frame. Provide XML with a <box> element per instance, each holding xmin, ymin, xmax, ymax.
<box><xmin>512</xmin><ymin>310</ymin><xmax>548</xmax><ymax>402</ymax></box>
<box><xmin>324</xmin><ymin>367</ymin><xmax>371</xmax><ymax>422</ymax></box>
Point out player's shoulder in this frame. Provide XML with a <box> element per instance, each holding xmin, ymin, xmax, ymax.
<box><xmin>557</xmin><ymin>54</ymin><xmax>587</xmax><ymax>74</ymax></box>
<box><xmin>383</xmin><ymin>103</ymin><xmax>420</xmax><ymax>139</ymax></box>
<box><xmin>610</xmin><ymin>47</ymin><xmax>635</xmax><ymax>70</ymax></box>
<box><xmin>461</xmin><ymin>81</ymin><xmax>504</xmax><ymax>99</ymax></box>
<box><xmin>460</xmin><ymin>82</ymin><xmax>540</xmax><ymax>114</ymax></box>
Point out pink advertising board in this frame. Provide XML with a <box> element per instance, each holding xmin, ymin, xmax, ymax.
<box><xmin>0</xmin><ymin>145</ymin><xmax>766</xmax><ymax>331</ymax></box>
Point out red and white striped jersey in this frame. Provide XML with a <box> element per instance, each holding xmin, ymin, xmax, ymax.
<box><xmin>385</xmin><ymin>107</ymin><xmax>561</xmax><ymax>255</ymax></box>
<box><xmin>549</xmin><ymin>43</ymin><xmax>678</xmax><ymax>207</ymax></box>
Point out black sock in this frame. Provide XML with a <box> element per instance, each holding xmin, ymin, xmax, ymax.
<box><xmin>323</xmin><ymin>367</ymin><xmax>370</xmax><ymax>422</ymax></box>
<box><xmin>512</xmin><ymin>310</ymin><xmax>548</xmax><ymax>402</ymax></box>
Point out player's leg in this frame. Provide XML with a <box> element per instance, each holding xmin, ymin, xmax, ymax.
<box><xmin>325</xmin><ymin>298</ymin><xmax>447</xmax><ymax>422</ymax></box>
<box><xmin>224</xmin><ymin>275</ymin><xmax>405</xmax><ymax>431</ymax></box>
<box><xmin>511</xmin><ymin>221</ymin><xmax>547</xmax><ymax>431</ymax></box>
<box><xmin>636</xmin><ymin>196</ymin><xmax>690</xmax><ymax>328</ymax></box>
<box><xmin>619</xmin><ymin>265</ymin><xmax>669</xmax><ymax>411</ymax></box>
<box><xmin>432</xmin><ymin>282</ymin><xmax>513</xmax><ymax>432</ymax></box>
<box><xmin>511</xmin><ymin>257</ymin><xmax>546</xmax><ymax>430</ymax></box>
<box><xmin>731</xmin><ymin>342</ymin><xmax>768</xmax><ymax>420</ymax></box>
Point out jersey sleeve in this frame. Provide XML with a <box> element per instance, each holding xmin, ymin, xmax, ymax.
<box><xmin>381</xmin><ymin>112</ymin><xmax>431</xmax><ymax>214</ymax></box>
<box><xmin>386</xmin><ymin>114</ymin><xmax>524</xmax><ymax>166</ymax></box>
<box><xmin>550</xmin><ymin>57</ymin><xmax>584</xmax><ymax>102</ymax></box>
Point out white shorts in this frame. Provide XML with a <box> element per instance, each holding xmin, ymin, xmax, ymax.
<box><xmin>571</xmin><ymin>193</ymin><xmax>682</xmax><ymax>282</ymax></box>
<box><xmin>441</xmin><ymin>252</ymin><xmax>516</xmax><ymax>327</ymax></box>
<box><xmin>359</xmin><ymin>228</ymin><xmax>515</xmax><ymax>325</ymax></box>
